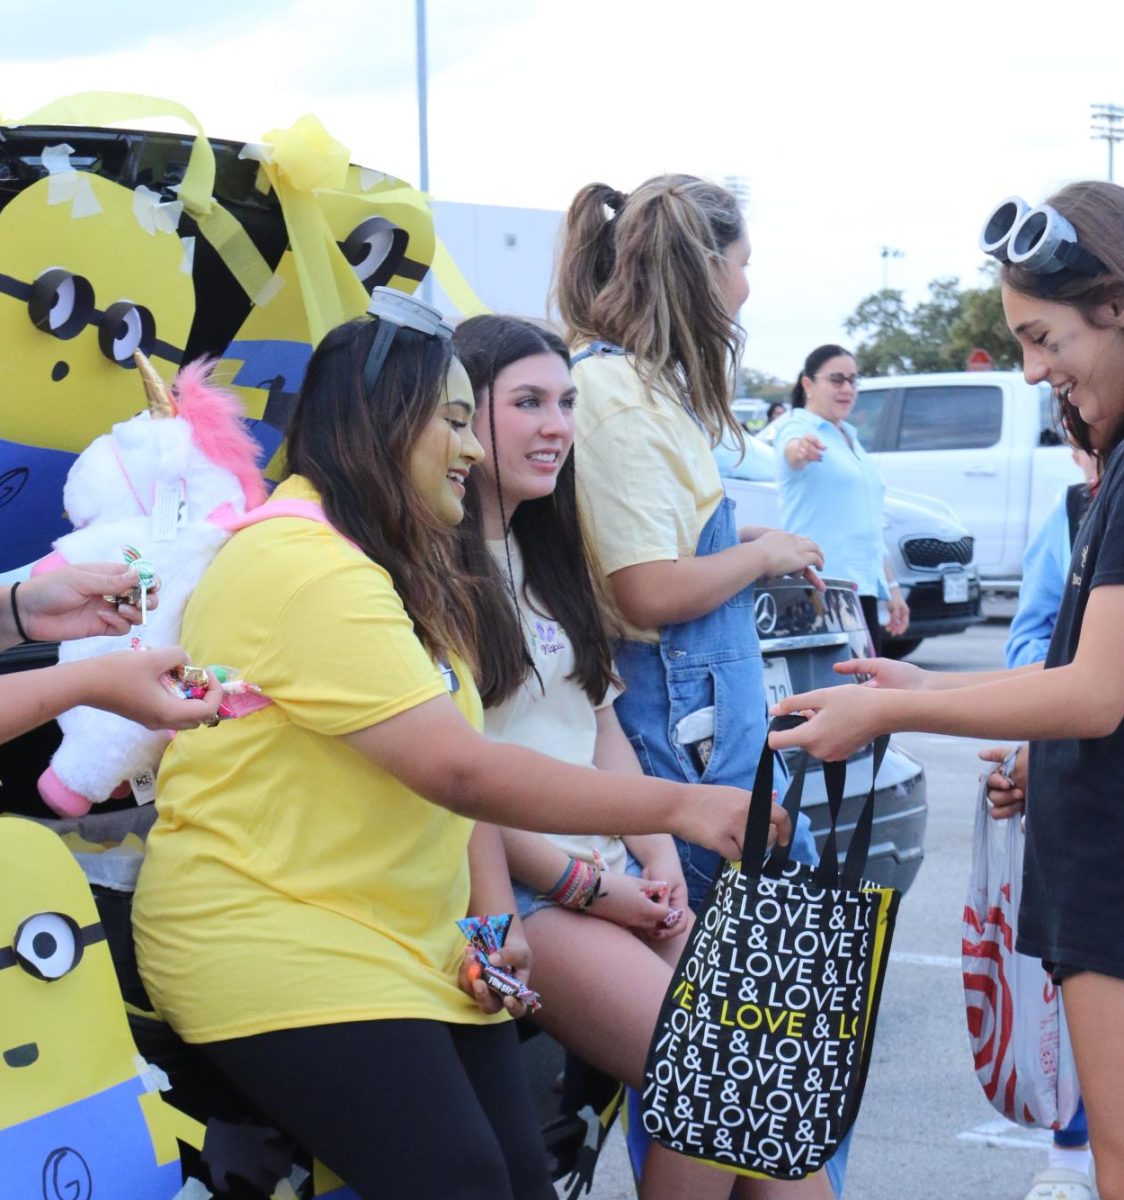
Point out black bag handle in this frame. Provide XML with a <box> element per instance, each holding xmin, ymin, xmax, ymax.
<box><xmin>741</xmin><ymin>715</ymin><xmax>890</xmax><ymax>887</ymax></box>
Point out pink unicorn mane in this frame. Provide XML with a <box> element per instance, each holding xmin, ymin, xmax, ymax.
<box><xmin>171</xmin><ymin>358</ymin><xmax>268</xmax><ymax>510</ymax></box>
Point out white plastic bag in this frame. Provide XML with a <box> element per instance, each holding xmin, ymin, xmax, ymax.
<box><xmin>961</xmin><ymin>778</ymin><xmax>1080</xmax><ymax>1128</ymax></box>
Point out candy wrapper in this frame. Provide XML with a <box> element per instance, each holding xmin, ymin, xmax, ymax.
<box><xmin>457</xmin><ymin>914</ymin><xmax>542</xmax><ymax>1014</ymax></box>
<box><xmin>145</xmin><ymin>645</ymin><xmax>263</xmax><ymax>722</ymax></box>
<box><xmin>103</xmin><ymin>545</ymin><xmax>160</xmax><ymax>624</ymax></box>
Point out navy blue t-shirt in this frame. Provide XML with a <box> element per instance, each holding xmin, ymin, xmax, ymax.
<box><xmin>1020</xmin><ymin>443</ymin><xmax>1124</xmax><ymax>975</ymax></box>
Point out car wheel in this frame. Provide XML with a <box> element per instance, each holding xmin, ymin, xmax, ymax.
<box><xmin>885</xmin><ymin>637</ymin><xmax>923</xmax><ymax>659</ymax></box>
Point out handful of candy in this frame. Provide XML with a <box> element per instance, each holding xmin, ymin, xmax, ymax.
<box><xmin>148</xmin><ymin>649</ymin><xmax>263</xmax><ymax>723</ymax></box>
<box><xmin>457</xmin><ymin>914</ymin><xmax>542</xmax><ymax>1014</ymax></box>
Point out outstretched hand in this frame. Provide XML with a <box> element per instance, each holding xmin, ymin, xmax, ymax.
<box><xmin>677</xmin><ymin>784</ymin><xmax>791</xmax><ymax>863</ymax></box>
<box><xmin>768</xmin><ymin>684</ymin><xmax>890</xmax><ymax>762</ymax></box>
<box><xmin>753</xmin><ymin>530</ymin><xmax>827</xmax><ymax>592</ymax></box>
<box><xmin>12</xmin><ymin>563</ymin><xmax>160</xmax><ymax>644</ymax></box>
<box><xmin>833</xmin><ymin>656</ymin><xmax>927</xmax><ymax>691</ymax></box>
<box><xmin>92</xmin><ymin>646</ymin><xmax>222</xmax><ymax>731</ymax></box>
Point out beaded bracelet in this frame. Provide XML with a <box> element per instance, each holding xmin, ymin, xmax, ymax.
<box><xmin>543</xmin><ymin>850</ymin><xmax>605</xmax><ymax>911</ymax></box>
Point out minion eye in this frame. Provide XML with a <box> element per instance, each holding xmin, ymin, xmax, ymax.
<box><xmin>99</xmin><ymin>301</ymin><xmax>156</xmax><ymax>367</ymax></box>
<box><xmin>14</xmin><ymin>912</ymin><xmax>81</xmax><ymax>981</ymax></box>
<box><xmin>339</xmin><ymin>217</ymin><xmax>408</xmax><ymax>292</ymax></box>
<box><xmin>28</xmin><ymin>268</ymin><xmax>95</xmax><ymax>340</ymax></box>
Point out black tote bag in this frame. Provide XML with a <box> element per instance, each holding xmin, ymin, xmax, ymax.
<box><xmin>640</xmin><ymin>716</ymin><xmax>899</xmax><ymax>1180</ymax></box>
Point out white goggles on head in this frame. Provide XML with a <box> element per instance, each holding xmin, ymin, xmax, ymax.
<box><xmin>980</xmin><ymin>195</ymin><xmax>1107</xmax><ymax>280</ymax></box>
<box><xmin>362</xmin><ymin>286</ymin><xmax>454</xmax><ymax>393</ymax></box>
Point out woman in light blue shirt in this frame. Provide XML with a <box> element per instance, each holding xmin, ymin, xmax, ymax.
<box><xmin>774</xmin><ymin>344</ymin><xmax>909</xmax><ymax>654</ymax></box>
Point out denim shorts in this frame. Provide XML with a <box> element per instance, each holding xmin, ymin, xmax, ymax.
<box><xmin>512</xmin><ymin>851</ymin><xmax>642</xmax><ymax>921</ymax></box>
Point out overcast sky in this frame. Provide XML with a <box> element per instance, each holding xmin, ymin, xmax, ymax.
<box><xmin>3</xmin><ymin>0</ymin><xmax>1123</xmax><ymax>379</ymax></box>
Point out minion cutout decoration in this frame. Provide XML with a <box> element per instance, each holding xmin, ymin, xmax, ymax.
<box><xmin>0</xmin><ymin>96</ymin><xmax>441</xmax><ymax>574</ymax></box>
<box><xmin>0</xmin><ymin>817</ymin><xmax>208</xmax><ymax>1196</ymax></box>
<box><xmin>0</xmin><ymin>818</ymin><xmax>363</xmax><ymax>1200</ymax></box>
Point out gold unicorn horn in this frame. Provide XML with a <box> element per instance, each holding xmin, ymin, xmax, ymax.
<box><xmin>134</xmin><ymin>350</ymin><xmax>177</xmax><ymax>418</ymax></box>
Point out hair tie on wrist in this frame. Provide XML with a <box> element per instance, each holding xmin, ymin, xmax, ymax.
<box><xmin>9</xmin><ymin>581</ymin><xmax>38</xmax><ymax>644</ymax></box>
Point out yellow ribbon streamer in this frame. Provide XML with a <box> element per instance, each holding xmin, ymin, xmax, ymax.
<box><xmin>431</xmin><ymin>236</ymin><xmax>490</xmax><ymax>317</ymax></box>
<box><xmin>11</xmin><ymin>92</ymin><xmax>276</xmax><ymax>305</ymax></box>
<box><xmin>251</xmin><ymin>115</ymin><xmax>370</xmax><ymax>345</ymax></box>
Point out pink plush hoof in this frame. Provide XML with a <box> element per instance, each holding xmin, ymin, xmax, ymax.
<box><xmin>38</xmin><ymin>767</ymin><xmax>93</xmax><ymax>817</ymax></box>
<box><xmin>109</xmin><ymin>780</ymin><xmax>132</xmax><ymax>800</ymax></box>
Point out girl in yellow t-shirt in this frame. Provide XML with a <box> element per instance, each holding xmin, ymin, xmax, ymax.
<box><xmin>132</xmin><ymin>290</ymin><xmax>783</xmax><ymax>1199</ymax></box>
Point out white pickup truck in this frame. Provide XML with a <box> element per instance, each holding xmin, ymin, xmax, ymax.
<box><xmin>851</xmin><ymin>371</ymin><xmax>1082</xmax><ymax>592</ymax></box>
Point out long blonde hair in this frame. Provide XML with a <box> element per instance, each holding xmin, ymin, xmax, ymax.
<box><xmin>554</xmin><ymin>174</ymin><xmax>746</xmax><ymax>447</ymax></box>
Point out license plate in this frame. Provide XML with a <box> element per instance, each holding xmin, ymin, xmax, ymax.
<box><xmin>763</xmin><ymin>656</ymin><xmax>793</xmax><ymax>708</ymax></box>
<box><xmin>942</xmin><ymin>572</ymin><xmax>969</xmax><ymax>603</ymax></box>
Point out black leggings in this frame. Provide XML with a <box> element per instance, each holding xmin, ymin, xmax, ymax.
<box><xmin>199</xmin><ymin>1019</ymin><xmax>554</xmax><ymax>1200</ymax></box>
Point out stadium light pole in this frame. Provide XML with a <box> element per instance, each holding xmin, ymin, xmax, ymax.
<box><xmin>1091</xmin><ymin>102</ymin><xmax>1124</xmax><ymax>183</ymax></box>
<box><xmin>880</xmin><ymin>246</ymin><xmax>904</xmax><ymax>291</ymax></box>
<box><xmin>416</xmin><ymin>0</ymin><xmax>433</xmax><ymax>303</ymax></box>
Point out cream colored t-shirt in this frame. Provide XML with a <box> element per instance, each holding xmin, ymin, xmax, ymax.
<box><xmin>572</xmin><ymin>351</ymin><xmax>724</xmax><ymax>642</ymax></box>
<box><xmin>133</xmin><ymin>476</ymin><xmax>497</xmax><ymax>1043</ymax></box>
<box><xmin>484</xmin><ymin>538</ymin><xmax>628</xmax><ymax>875</ymax></box>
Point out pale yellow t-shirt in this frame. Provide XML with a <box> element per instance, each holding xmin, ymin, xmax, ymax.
<box><xmin>483</xmin><ymin>538</ymin><xmax>628</xmax><ymax>875</ymax></box>
<box><xmin>133</xmin><ymin>476</ymin><xmax>497</xmax><ymax>1043</ymax></box>
<box><xmin>572</xmin><ymin>351</ymin><xmax>724</xmax><ymax>642</ymax></box>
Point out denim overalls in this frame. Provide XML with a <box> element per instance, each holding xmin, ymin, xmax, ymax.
<box><xmin>611</xmin><ymin>494</ymin><xmax>817</xmax><ymax>909</ymax></box>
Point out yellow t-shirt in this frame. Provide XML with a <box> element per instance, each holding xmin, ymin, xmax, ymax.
<box><xmin>483</xmin><ymin>538</ymin><xmax>628</xmax><ymax>875</ymax></box>
<box><xmin>572</xmin><ymin>351</ymin><xmax>724</xmax><ymax>642</ymax></box>
<box><xmin>132</xmin><ymin>476</ymin><xmax>497</xmax><ymax>1043</ymax></box>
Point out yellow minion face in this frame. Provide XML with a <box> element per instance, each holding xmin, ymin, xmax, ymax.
<box><xmin>0</xmin><ymin>818</ymin><xmax>144</xmax><ymax>1129</ymax></box>
<box><xmin>0</xmin><ymin>169</ymin><xmax>193</xmax><ymax>458</ymax></box>
<box><xmin>216</xmin><ymin>165</ymin><xmax>435</xmax><ymax>476</ymax></box>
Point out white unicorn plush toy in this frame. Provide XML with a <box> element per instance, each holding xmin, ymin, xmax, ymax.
<box><xmin>35</xmin><ymin>352</ymin><xmax>267</xmax><ymax>816</ymax></box>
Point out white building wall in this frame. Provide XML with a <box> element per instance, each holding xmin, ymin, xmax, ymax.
<box><xmin>430</xmin><ymin>200</ymin><xmax>562</xmax><ymax>322</ymax></box>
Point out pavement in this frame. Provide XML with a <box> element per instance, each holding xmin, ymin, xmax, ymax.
<box><xmin>581</xmin><ymin>620</ymin><xmax>1085</xmax><ymax>1199</ymax></box>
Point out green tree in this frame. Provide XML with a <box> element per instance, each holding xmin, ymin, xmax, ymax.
<box><xmin>844</xmin><ymin>267</ymin><xmax>1019</xmax><ymax>375</ymax></box>
<box><xmin>739</xmin><ymin>367</ymin><xmax>788</xmax><ymax>399</ymax></box>
<box><xmin>946</xmin><ymin>275</ymin><xmax>1020</xmax><ymax>370</ymax></box>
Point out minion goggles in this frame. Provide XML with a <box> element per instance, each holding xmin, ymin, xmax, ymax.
<box><xmin>980</xmin><ymin>196</ymin><xmax>1107</xmax><ymax>294</ymax></box>
<box><xmin>362</xmin><ymin>285</ymin><xmax>453</xmax><ymax>393</ymax></box>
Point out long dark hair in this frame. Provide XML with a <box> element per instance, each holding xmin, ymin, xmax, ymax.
<box><xmin>553</xmin><ymin>174</ymin><xmax>746</xmax><ymax>448</ymax></box>
<box><xmin>1002</xmin><ymin>181</ymin><xmax>1124</xmax><ymax>466</ymax></box>
<box><xmin>452</xmin><ymin>314</ymin><xmax>618</xmax><ymax>707</ymax></box>
<box><xmin>790</xmin><ymin>344</ymin><xmax>853</xmax><ymax>407</ymax></box>
<box><xmin>285</xmin><ymin>316</ymin><xmax>478</xmax><ymax>666</ymax></box>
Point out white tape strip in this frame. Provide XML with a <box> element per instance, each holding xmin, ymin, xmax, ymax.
<box><xmin>133</xmin><ymin>1053</ymin><xmax>171</xmax><ymax>1093</ymax></box>
<box><xmin>172</xmin><ymin>1179</ymin><xmax>213</xmax><ymax>1200</ymax></box>
<box><xmin>133</xmin><ymin>184</ymin><xmax>184</xmax><ymax>236</ymax></box>
<box><xmin>42</xmin><ymin>143</ymin><xmax>101</xmax><ymax>217</ymax></box>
